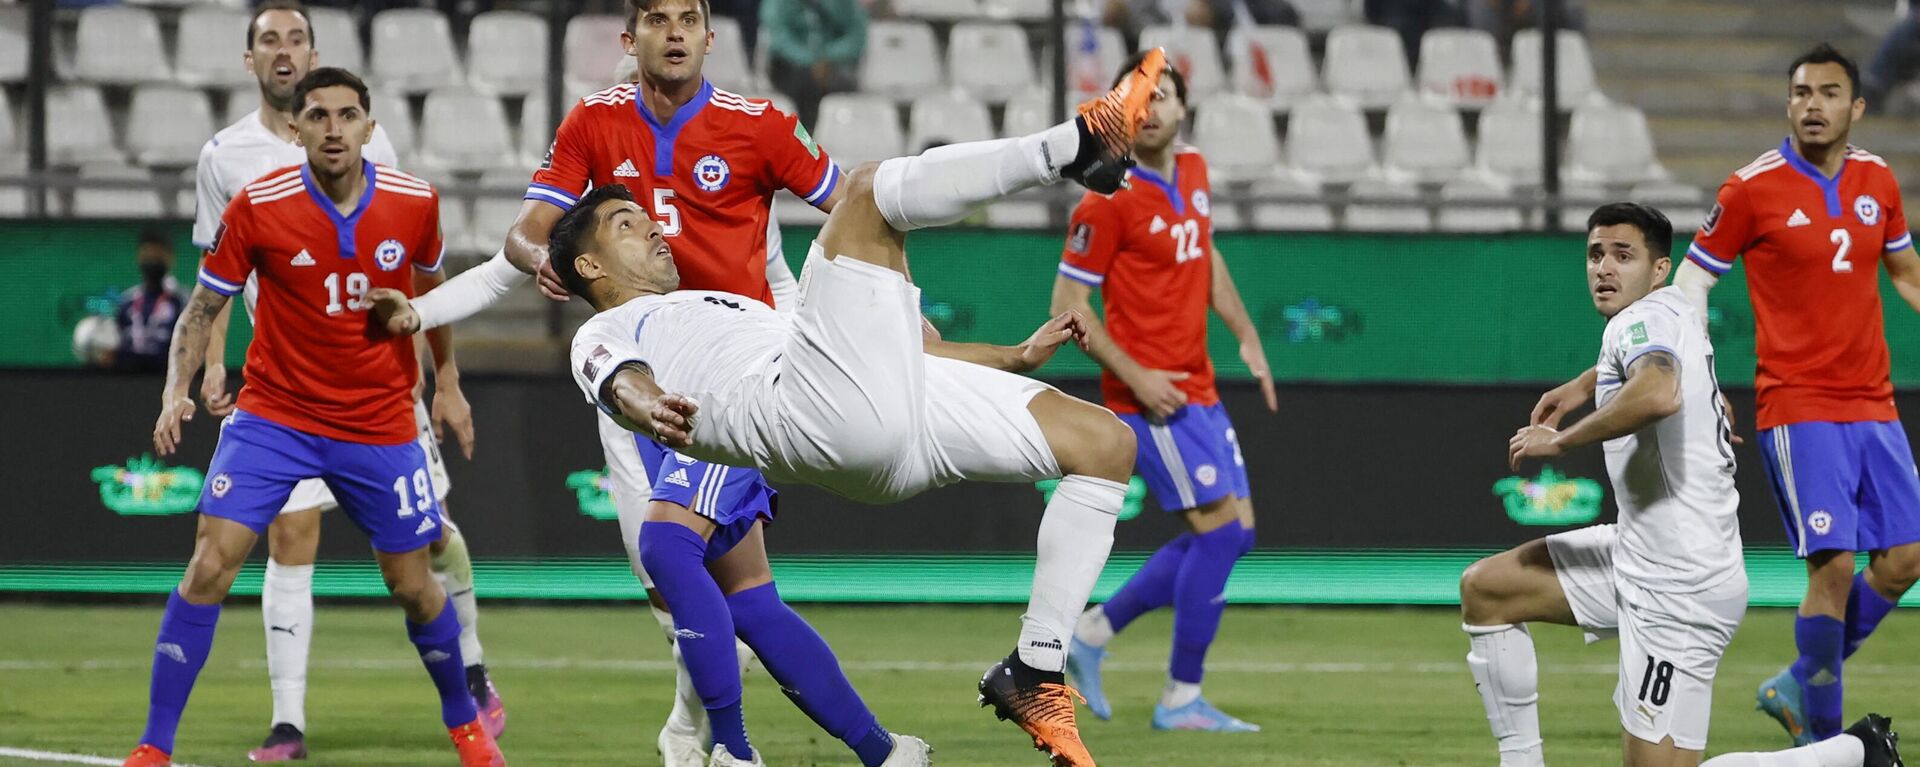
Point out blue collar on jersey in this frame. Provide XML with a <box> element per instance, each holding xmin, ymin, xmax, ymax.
<box><xmin>301</xmin><ymin>159</ymin><xmax>378</xmax><ymax>259</ymax></box>
<box><xmin>1128</xmin><ymin>163</ymin><xmax>1184</xmax><ymax>216</ymax></box>
<box><xmin>634</xmin><ymin>79</ymin><xmax>714</xmax><ymax>177</ymax></box>
<box><xmin>1778</xmin><ymin>137</ymin><xmax>1847</xmax><ymax>218</ymax></box>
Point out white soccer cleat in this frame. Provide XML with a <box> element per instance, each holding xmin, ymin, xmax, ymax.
<box><xmin>705</xmin><ymin>744</ymin><xmax>764</xmax><ymax>767</ymax></box>
<box><xmin>879</xmin><ymin>734</ymin><xmax>933</xmax><ymax>766</ymax></box>
<box><xmin>657</xmin><ymin>725</ymin><xmax>707</xmax><ymax>767</ymax></box>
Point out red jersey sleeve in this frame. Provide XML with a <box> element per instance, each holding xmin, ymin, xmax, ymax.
<box><xmin>1059</xmin><ymin>193</ymin><xmax>1122</xmax><ymax>287</ymax></box>
<box><xmin>197</xmin><ymin>195</ymin><xmax>255</xmax><ymax>296</ymax></box>
<box><xmin>413</xmin><ymin>190</ymin><xmax>446</xmax><ymax>274</ymax></box>
<box><xmin>1883</xmin><ymin>173</ymin><xmax>1913</xmax><ymax>253</ymax></box>
<box><xmin>526</xmin><ymin>100</ymin><xmax>594</xmax><ymax>211</ymax></box>
<box><xmin>759</xmin><ymin>107</ymin><xmax>839</xmax><ymax>209</ymax></box>
<box><xmin>1687</xmin><ymin>179</ymin><xmax>1756</xmax><ymax>276</ymax></box>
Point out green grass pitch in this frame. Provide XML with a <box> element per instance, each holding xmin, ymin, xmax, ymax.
<box><xmin>1</xmin><ymin>603</ymin><xmax>1915</xmax><ymax>766</ymax></box>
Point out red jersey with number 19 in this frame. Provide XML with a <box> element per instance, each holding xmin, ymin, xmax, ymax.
<box><xmin>526</xmin><ymin>80</ymin><xmax>839</xmax><ymax>306</ymax></box>
<box><xmin>1688</xmin><ymin>140</ymin><xmax>1913</xmax><ymax>430</ymax></box>
<box><xmin>198</xmin><ymin>162</ymin><xmax>445</xmax><ymax>444</ymax></box>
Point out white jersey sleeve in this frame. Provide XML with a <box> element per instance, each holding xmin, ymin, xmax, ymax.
<box><xmin>569</xmin><ymin>312</ymin><xmax>649</xmax><ymax>416</ymax></box>
<box><xmin>365</xmin><ymin>124</ymin><xmax>401</xmax><ymax>167</ymax></box>
<box><xmin>191</xmin><ymin>139</ymin><xmax>226</xmax><ymax>249</ymax></box>
<box><xmin>764</xmin><ymin>209</ymin><xmax>799</xmax><ymax>313</ymax></box>
<box><xmin>1598</xmin><ymin>299</ymin><xmax>1686</xmax><ymax>385</ymax></box>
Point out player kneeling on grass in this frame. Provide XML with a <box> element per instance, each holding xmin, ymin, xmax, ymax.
<box><xmin>1458</xmin><ymin>203</ymin><xmax>1902</xmax><ymax>767</ymax></box>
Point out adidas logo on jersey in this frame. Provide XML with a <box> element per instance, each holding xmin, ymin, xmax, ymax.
<box><xmin>1788</xmin><ymin>209</ymin><xmax>1811</xmax><ymax>228</ymax></box>
<box><xmin>614</xmin><ymin>159</ymin><xmax>640</xmax><ymax>178</ymax></box>
<box><xmin>664</xmin><ymin>468</ymin><xmax>691</xmax><ymax>488</ymax></box>
<box><xmin>290</xmin><ymin>249</ymin><xmax>315</xmax><ymax>266</ymax></box>
<box><xmin>1149</xmin><ymin>215</ymin><xmax>1169</xmax><ymax>234</ymax></box>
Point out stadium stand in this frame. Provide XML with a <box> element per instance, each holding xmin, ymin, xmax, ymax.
<box><xmin>370</xmin><ymin>8</ymin><xmax>463</xmax><ymax>94</ymax></box>
<box><xmin>1437</xmin><ymin>176</ymin><xmax>1526</xmax><ymax>233</ymax></box>
<box><xmin>705</xmin><ymin>14</ymin><xmax>757</xmax><ymax>92</ymax></box>
<box><xmin>1510</xmin><ymin>28</ymin><xmax>1598</xmax><ymax>107</ymax></box>
<box><xmin>1193</xmin><ymin>92</ymin><xmax>1282</xmax><ymax>183</ymax></box>
<box><xmin>814</xmin><ymin>92</ymin><xmax>904</xmax><ymax>167</ymax></box>
<box><xmin>1382</xmin><ymin>96</ymin><xmax>1470</xmax><ymax>184</ymax></box>
<box><xmin>1416</xmin><ymin>28</ymin><xmax>1503</xmax><ymax>108</ymax></box>
<box><xmin>47</xmin><ymin>85</ymin><xmax>119</xmax><ymax>167</ymax></box>
<box><xmin>173</xmin><ymin>7</ymin><xmax>253</xmax><ymax>89</ymax></box>
<box><xmin>75</xmin><ymin>5</ymin><xmax>171</xmax><ymax>86</ymax></box>
<box><xmin>858</xmin><ymin>20</ymin><xmax>943</xmax><ymax>101</ymax></box>
<box><xmin>418</xmin><ymin>88</ymin><xmax>516</xmax><ymax>175</ymax></box>
<box><xmin>70</xmin><ymin>163</ymin><xmax>164</xmax><ymax>220</ymax></box>
<box><xmin>466</xmin><ymin>11</ymin><xmax>549</xmax><ymax>97</ymax></box>
<box><xmin>948</xmin><ymin>21</ymin><xmax>1035</xmax><ymax>103</ymax></box>
<box><xmin>0</xmin><ymin>5</ymin><xmax>26</xmax><ymax>84</ymax></box>
<box><xmin>309</xmin><ymin>7</ymin><xmax>365</xmax><ymax>74</ymax></box>
<box><xmin>908</xmin><ymin>90</ymin><xmax>995</xmax><ymax>151</ymax></box>
<box><xmin>1286</xmin><ymin>93</ymin><xmax>1376</xmax><ymax>184</ymax></box>
<box><xmin>1140</xmin><ymin>25</ymin><xmax>1227</xmax><ymax>100</ymax></box>
<box><xmin>1226</xmin><ymin>24</ymin><xmax>1316</xmax><ymax>112</ymax></box>
<box><xmin>1321</xmin><ymin>24</ymin><xmax>1411</xmax><ymax>109</ymax></box>
<box><xmin>126</xmin><ymin>87</ymin><xmax>214</xmax><ymax>168</ymax></box>
<box><xmin>1344</xmin><ymin>178</ymin><xmax>1430</xmax><ymax>232</ymax></box>
<box><xmin>564</xmin><ymin>14</ymin><xmax>627</xmax><ymax>98</ymax></box>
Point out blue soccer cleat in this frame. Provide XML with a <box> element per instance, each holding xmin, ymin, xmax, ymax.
<box><xmin>1064</xmin><ymin>637</ymin><xmax>1112</xmax><ymax>721</ymax></box>
<box><xmin>1151</xmin><ymin>697</ymin><xmax>1261</xmax><ymax>733</ymax></box>
<box><xmin>1757</xmin><ymin>667</ymin><xmax>1815</xmax><ymax>747</ymax></box>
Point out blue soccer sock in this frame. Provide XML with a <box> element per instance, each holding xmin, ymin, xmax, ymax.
<box><xmin>1097</xmin><ymin>533</ymin><xmax>1193</xmax><ymax>636</ymax></box>
<box><xmin>139</xmin><ymin>590</ymin><xmax>221</xmax><ymax>753</ymax></box>
<box><xmin>727</xmin><ymin>582</ymin><xmax>893</xmax><ymax>767</ymax></box>
<box><xmin>1790</xmin><ymin>614</ymin><xmax>1846</xmax><ymax>739</ymax></box>
<box><xmin>640</xmin><ymin>521</ymin><xmax>749</xmax><ymax>759</ymax></box>
<box><xmin>1169</xmin><ymin>521</ymin><xmax>1249</xmax><ymax>685</ymax></box>
<box><xmin>1844</xmin><ymin>571</ymin><xmax>1898</xmax><ymax>659</ymax></box>
<box><xmin>406</xmin><ymin>597</ymin><xmax>478</xmax><ymax>729</ymax></box>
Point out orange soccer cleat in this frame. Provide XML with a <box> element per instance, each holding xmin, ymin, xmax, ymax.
<box><xmin>449</xmin><ymin>718</ymin><xmax>506</xmax><ymax>767</ymax></box>
<box><xmin>121</xmin><ymin>744</ymin><xmax>171</xmax><ymax>767</ymax></box>
<box><xmin>1065</xmin><ymin>46</ymin><xmax>1168</xmax><ymax>194</ymax></box>
<box><xmin>979</xmin><ymin>655</ymin><xmax>1097</xmax><ymax>767</ymax></box>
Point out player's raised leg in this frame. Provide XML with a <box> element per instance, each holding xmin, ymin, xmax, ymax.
<box><xmin>1458</xmin><ymin>538</ymin><xmax>1579</xmax><ymax>767</ymax></box>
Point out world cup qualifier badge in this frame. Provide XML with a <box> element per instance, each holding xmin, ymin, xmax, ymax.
<box><xmin>693</xmin><ymin>154</ymin><xmax>731</xmax><ymax>192</ymax></box>
<box><xmin>375</xmin><ymin>239</ymin><xmax>406</xmax><ymax>271</ymax></box>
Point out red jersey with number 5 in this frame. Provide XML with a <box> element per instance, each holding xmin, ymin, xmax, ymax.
<box><xmin>526</xmin><ymin>80</ymin><xmax>839</xmax><ymax>306</ymax></box>
<box><xmin>1688</xmin><ymin>140</ymin><xmax>1914</xmax><ymax>429</ymax></box>
<box><xmin>198</xmin><ymin>162</ymin><xmax>444</xmax><ymax>444</ymax></box>
<box><xmin>1058</xmin><ymin>148</ymin><xmax>1218</xmax><ymax>415</ymax></box>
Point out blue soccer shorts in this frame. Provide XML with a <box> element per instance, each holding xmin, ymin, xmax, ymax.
<box><xmin>635</xmin><ymin>437</ymin><xmax>776</xmax><ymax>562</ymax></box>
<box><xmin>1758</xmin><ymin>419</ymin><xmax>1920</xmax><ymax>556</ymax></box>
<box><xmin>200</xmin><ymin>410</ymin><xmax>443</xmax><ymax>553</ymax></box>
<box><xmin>1116</xmin><ymin>402</ymin><xmax>1251</xmax><ymax>513</ymax></box>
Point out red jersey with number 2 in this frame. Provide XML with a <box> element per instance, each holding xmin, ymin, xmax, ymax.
<box><xmin>526</xmin><ymin>80</ymin><xmax>839</xmax><ymax>306</ymax></box>
<box><xmin>1688</xmin><ymin>140</ymin><xmax>1914</xmax><ymax>430</ymax></box>
<box><xmin>198</xmin><ymin>162</ymin><xmax>444</xmax><ymax>444</ymax></box>
<box><xmin>1059</xmin><ymin>148</ymin><xmax>1218</xmax><ymax>415</ymax></box>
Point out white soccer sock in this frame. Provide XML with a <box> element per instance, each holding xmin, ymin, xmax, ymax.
<box><xmin>430</xmin><ymin>525</ymin><xmax>483</xmax><ymax>666</ymax></box>
<box><xmin>1076</xmin><ymin>606</ymin><xmax>1116</xmax><ymax>649</ymax></box>
<box><xmin>1018</xmin><ymin>475</ymin><xmax>1124</xmax><ymax>672</ymax></box>
<box><xmin>872</xmin><ymin>120</ymin><xmax>1082</xmax><ymax>231</ymax></box>
<box><xmin>1160</xmin><ymin>680</ymin><xmax>1202</xmax><ymax>710</ymax></box>
<box><xmin>653</xmin><ymin>604</ymin><xmax>706</xmax><ymax>739</ymax></box>
<box><xmin>262</xmin><ymin>559</ymin><xmax>314</xmax><ymax>732</ymax></box>
<box><xmin>1465</xmin><ymin>623</ymin><xmax>1545</xmax><ymax>767</ymax></box>
<box><xmin>1700</xmin><ymin>735</ymin><xmax>1866</xmax><ymax>767</ymax></box>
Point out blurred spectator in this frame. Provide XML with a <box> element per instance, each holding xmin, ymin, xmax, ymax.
<box><xmin>1466</xmin><ymin>0</ymin><xmax>1588</xmax><ymax>48</ymax></box>
<box><xmin>1105</xmin><ymin>0</ymin><xmax>1299</xmax><ymax>42</ymax></box>
<box><xmin>1365</xmin><ymin>0</ymin><xmax>1467</xmax><ymax>65</ymax></box>
<box><xmin>763</xmin><ymin>0</ymin><xmax>867</xmax><ymax>129</ymax></box>
<box><xmin>710</xmin><ymin>0</ymin><xmax>762</xmax><ymax>58</ymax></box>
<box><xmin>1866</xmin><ymin>2</ymin><xmax>1918</xmax><ymax>113</ymax></box>
<box><xmin>114</xmin><ymin>228</ymin><xmax>183</xmax><ymax>373</ymax></box>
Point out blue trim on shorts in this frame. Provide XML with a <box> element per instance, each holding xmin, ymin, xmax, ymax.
<box><xmin>635</xmin><ymin>437</ymin><xmax>775</xmax><ymax>562</ymax></box>
<box><xmin>1758</xmin><ymin>420</ymin><xmax>1920</xmax><ymax>557</ymax></box>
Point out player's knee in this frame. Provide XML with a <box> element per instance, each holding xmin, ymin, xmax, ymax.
<box><xmin>380</xmin><ymin>567</ymin><xmax>439</xmax><ymax>612</ymax></box>
<box><xmin>1062</xmin><ymin>408</ymin><xmax>1136</xmax><ymax>481</ymax></box>
<box><xmin>1870</xmin><ymin>545</ymin><xmax>1920</xmax><ymax>594</ymax></box>
<box><xmin>1459</xmin><ymin>557</ymin><xmax>1511</xmax><ymax>624</ymax></box>
<box><xmin>178</xmin><ymin>555</ymin><xmax>240</xmax><ymax>603</ymax></box>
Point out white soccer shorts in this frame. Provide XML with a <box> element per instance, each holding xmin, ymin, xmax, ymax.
<box><xmin>1547</xmin><ymin>524</ymin><xmax>1748</xmax><ymax>751</ymax></box>
<box><xmin>275</xmin><ymin>399</ymin><xmax>453</xmax><ymax>514</ymax></box>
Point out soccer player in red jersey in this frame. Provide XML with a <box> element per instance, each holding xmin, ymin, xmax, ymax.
<box><xmin>127</xmin><ymin>69</ymin><xmax>504</xmax><ymax>767</ymax></box>
<box><xmin>1050</xmin><ymin>55</ymin><xmax>1275</xmax><ymax>733</ymax></box>
<box><xmin>1536</xmin><ymin>44</ymin><xmax>1920</xmax><ymax>748</ymax></box>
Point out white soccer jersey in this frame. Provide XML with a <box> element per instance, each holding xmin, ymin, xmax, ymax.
<box><xmin>1593</xmin><ymin>286</ymin><xmax>1743</xmax><ymax>593</ymax></box>
<box><xmin>192</xmin><ymin>109</ymin><xmax>400</xmax><ymax>314</ymax></box>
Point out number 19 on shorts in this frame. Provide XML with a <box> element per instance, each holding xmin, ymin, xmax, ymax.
<box><xmin>393</xmin><ymin>468</ymin><xmax>431</xmax><ymax>518</ymax></box>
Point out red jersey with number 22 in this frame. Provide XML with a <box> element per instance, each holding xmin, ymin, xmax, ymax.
<box><xmin>198</xmin><ymin>162</ymin><xmax>444</xmax><ymax>444</ymax></box>
<box><xmin>1687</xmin><ymin>140</ymin><xmax>1914</xmax><ymax>429</ymax></box>
<box><xmin>1058</xmin><ymin>148</ymin><xmax>1218</xmax><ymax>415</ymax></box>
<box><xmin>526</xmin><ymin>80</ymin><xmax>838</xmax><ymax>306</ymax></box>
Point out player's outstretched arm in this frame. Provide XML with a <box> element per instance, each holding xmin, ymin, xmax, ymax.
<box><xmin>414</xmin><ymin>268</ymin><xmax>476</xmax><ymax>459</ymax></box>
<box><xmin>1510</xmin><ymin>352</ymin><xmax>1681</xmax><ymax>470</ymax></box>
<box><xmin>1208</xmin><ymin>247</ymin><xmax>1276</xmax><ymax>412</ymax></box>
<box><xmin>401</xmin><ymin>250</ymin><xmax>531</xmax><ymax>333</ymax></box>
<box><xmin>1050</xmin><ymin>275</ymin><xmax>1189</xmax><ymax>418</ymax></box>
<box><xmin>1883</xmin><ymin>245</ymin><xmax>1920</xmax><ymax>315</ymax></box>
<box><xmin>602</xmin><ymin>364</ymin><xmax>699</xmax><ymax>449</ymax></box>
<box><xmin>924</xmin><ymin>311</ymin><xmax>1089</xmax><ymax>373</ymax></box>
<box><xmin>155</xmin><ymin>285</ymin><xmax>231</xmax><ymax>455</ymax></box>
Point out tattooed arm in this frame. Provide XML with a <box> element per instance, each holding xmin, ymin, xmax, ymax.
<box><xmin>154</xmin><ymin>285</ymin><xmax>232</xmax><ymax>454</ymax></box>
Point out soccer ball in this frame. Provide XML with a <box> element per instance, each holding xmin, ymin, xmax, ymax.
<box><xmin>72</xmin><ymin>315</ymin><xmax>119</xmax><ymax>366</ymax></box>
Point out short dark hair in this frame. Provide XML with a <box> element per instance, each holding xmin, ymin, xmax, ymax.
<box><xmin>291</xmin><ymin>67</ymin><xmax>370</xmax><ymax>114</ymax></box>
<box><xmin>1114</xmin><ymin>49</ymin><xmax>1187</xmax><ymax>105</ymax></box>
<box><xmin>1587</xmin><ymin>202</ymin><xmax>1673</xmax><ymax>258</ymax></box>
<box><xmin>137</xmin><ymin>227</ymin><xmax>173</xmax><ymax>251</ymax></box>
<box><xmin>1788</xmin><ymin>43</ymin><xmax>1861</xmax><ymax>99</ymax></box>
<box><xmin>247</xmin><ymin>0</ymin><xmax>313</xmax><ymax>50</ymax></box>
<box><xmin>550</xmin><ymin>184</ymin><xmax>639</xmax><ymax>299</ymax></box>
<box><xmin>625</xmin><ymin>0</ymin><xmax>713</xmax><ymax>34</ymax></box>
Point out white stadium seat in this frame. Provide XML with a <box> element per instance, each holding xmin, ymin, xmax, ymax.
<box><xmin>175</xmin><ymin>7</ymin><xmax>253</xmax><ymax>88</ymax></box>
<box><xmin>519</xmin><ymin>96</ymin><xmax>556</xmax><ymax>171</ymax></box>
<box><xmin>72</xmin><ymin>163</ymin><xmax>164</xmax><ymax>219</ymax></box>
<box><xmin>814</xmin><ymin>93</ymin><xmax>903</xmax><ymax>167</ymax></box>
<box><xmin>1250</xmin><ymin>174</ymin><xmax>1334</xmax><ymax>231</ymax></box>
<box><xmin>1293</xmin><ymin>0</ymin><xmax>1359</xmax><ymax>32</ymax></box>
<box><xmin>419</xmin><ymin>89</ymin><xmax>515</xmax><ymax>174</ymax></box>
<box><xmin>1286</xmin><ymin>94</ymin><xmax>1375</xmax><ymax>184</ymax></box>
<box><xmin>1345</xmin><ymin>179</ymin><xmax>1430</xmax><ymax>232</ymax></box>
<box><xmin>987</xmin><ymin>201</ymin><xmax>1051</xmax><ymax>228</ymax></box>
<box><xmin>438</xmin><ymin>194</ymin><xmax>474</xmax><ymax>255</ymax></box>
<box><xmin>173</xmin><ymin>167</ymin><xmax>194</xmax><ymax>219</ymax></box>
<box><xmin>1193</xmin><ymin>93</ymin><xmax>1282</xmax><ymax>182</ymax></box>
<box><xmin>1417</xmin><ymin>28</ymin><xmax>1503</xmax><ymax>108</ymax></box>
<box><xmin>1322</xmin><ymin>24</ymin><xmax>1409</xmax><ymax>110</ymax></box>
<box><xmin>948</xmin><ymin>22</ymin><xmax>1033</xmax><ymax>103</ymax></box>
<box><xmin>49</xmin><ymin>86</ymin><xmax>121</xmax><ymax>166</ymax></box>
<box><xmin>1381</xmin><ymin>96</ymin><xmax>1469</xmax><ymax>184</ymax></box>
<box><xmin>981</xmin><ymin>0</ymin><xmax>1051</xmax><ymax>21</ymax></box>
<box><xmin>775</xmin><ymin>191</ymin><xmax>830</xmax><ymax>226</ymax></box>
<box><xmin>1140</xmin><ymin>25</ymin><xmax>1226</xmax><ymax>100</ymax></box>
<box><xmin>1512</xmin><ymin>30</ymin><xmax>1599</xmax><ymax>106</ymax></box>
<box><xmin>372</xmin><ymin>9</ymin><xmax>463</xmax><ymax>93</ymax></box>
<box><xmin>859</xmin><ymin>21</ymin><xmax>943</xmax><ymax>101</ymax></box>
<box><xmin>0</xmin><ymin>157</ymin><xmax>24</xmax><ymax>218</ymax></box>
<box><xmin>1228</xmin><ymin>25</ymin><xmax>1316</xmax><ymax>112</ymax></box>
<box><xmin>309</xmin><ymin>7</ymin><xmax>365</xmax><ymax>74</ymax></box>
<box><xmin>1437</xmin><ymin>176</ymin><xmax>1526</xmax><ymax>232</ymax></box>
<box><xmin>892</xmin><ymin>0</ymin><xmax>981</xmax><ymax>21</ymax></box>
<box><xmin>908</xmin><ymin>91</ymin><xmax>994</xmax><ymax>151</ymax></box>
<box><xmin>467</xmin><ymin>11</ymin><xmax>548</xmax><ymax>97</ymax></box>
<box><xmin>470</xmin><ymin>168</ymin><xmax>531</xmax><ymax>255</ymax></box>
<box><xmin>0</xmin><ymin>88</ymin><xmax>15</xmax><ymax>156</ymax></box>
<box><xmin>128</xmin><ymin>87</ymin><xmax>215</xmax><ymax>167</ymax></box>
<box><xmin>75</xmin><ymin>6</ymin><xmax>172</xmax><ymax>85</ymax></box>
<box><xmin>1632</xmin><ymin>180</ymin><xmax>1708</xmax><ymax>231</ymax></box>
<box><xmin>0</xmin><ymin>5</ymin><xmax>27</xmax><ymax>83</ymax></box>
<box><xmin>705</xmin><ymin>14</ymin><xmax>756</xmax><ymax>92</ymax></box>
<box><xmin>373</xmin><ymin>91</ymin><xmax>418</xmax><ymax>162</ymax></box>
<box><xmin>1000</xmin><ymin>88</ymin><xmax>1064</xmax><ymax>137</ymax></box>
<box><xmin>1046</xmin><ymin>23</ymin><xmax>1128</xmax><ymax>102</ymax></box>
<box><xmin>1567</xmin><ymin>102</ymin><xmax>1665</xmax><ymax>185</ymax></box>
<box><xmin>1476</xmin><ymin>98</ymin><xmax>1544</xmax><ymax>187</ymax></box>
<box><xmin>1556</xmin><ymin>182</ymin><xmax>1610</xmax><ymax>227</ymax></box>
